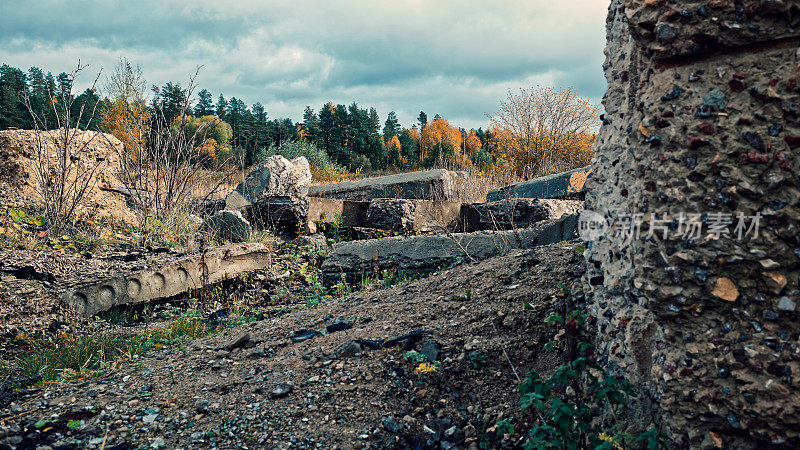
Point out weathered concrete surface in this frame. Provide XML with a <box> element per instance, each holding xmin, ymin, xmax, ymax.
<box><xmin>584</xmin><ymin>1</ymin><xmax>800</xmax><ymax>447</ymax></box>
<box><xmin>307</xmin><ymin>197</ymin><xmax>369</xmax><ymax>228</ymax></box>
<box><xmin>63</xmin><ymin>243</ymin><xmax>271</xmax><ymax>316</ymax></box>
<box><xmin>200</xmin><ymin>210</ymin><xmax>252</xmax><ymax>242</ymax></box>
<box><xmin>308</xmin><ymin>169</ymin><xmax>474</xmax><ymax>202</ymax></box>
<box><xmin>307</xmin><ymin>197</ymin><xmax>462</xmax><ymax>232</ymax></box>
<box><xmin>366</xmin><ymin>198</ymin><xmax>462</xmax><ymax>232</ymax></box>
<box><xmin>463</xmin><ymin>198</ymin><xmax>584</xmax><ymax>231</ymax></box>
<box><xmin>245</xmin><ymin>196</ymin><xmax>308</xmax><ymax>233</ymax></box>
<box><xmin>487</xmin><ymin>166</ymin><xmax>591</xmax><ymax>201</ymax></box>
<box><xmin>322</xmin><ymin>214</ymin><xmax>577</xmax><ymax>286</ymax></box>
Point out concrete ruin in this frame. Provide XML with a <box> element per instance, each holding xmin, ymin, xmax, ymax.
<box><xmin>63</xmin><ymin>243</ymin><xmax>271</xmax><ymax>316</ymax></box>
<box><xmin>308</xmin><ymin>169</ymin><xmax>476</xmax><ymax>202</ymax></box>
<box><xmin>463</xmin><ymin>198</ymin><xmax>584</xmax><ymax>231</ymax></box>
<box><xmin>322</xmin><ymin>214</ymin><xmax>578</xmax><ymax>286</ymax></box>
<box><xmin>487</xmin><ymin>166</ymin><xmax>591</xmax><ymax>201</ymax></box>
<box><xmin>584</xmin><ymin>1</ymin><xmax>800</xmax><ymax>447</ymax></box>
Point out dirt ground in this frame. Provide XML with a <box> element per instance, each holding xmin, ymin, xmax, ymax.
<box><xmin>0</xmin><ymin>242</ymin><xmax>583</xmax><ymax>449</ymax></box>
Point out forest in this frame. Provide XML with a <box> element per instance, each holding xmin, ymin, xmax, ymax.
<box><xmin>0</xmin><ymin>60</ymin><xmax>598</xmax><ymax>183</ymax></box>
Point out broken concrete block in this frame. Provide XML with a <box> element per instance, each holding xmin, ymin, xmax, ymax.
<box><xmin>365</xmin><ymin>198</ymin><xmax>462</xmax><ymax>232</ymax></box>
<box><xmin>245</xmin><ymin>196</ymin><xmax>308</xmax><ymax>232</ymax></box>
<box><xmin>322</xmin><ymin>214</ymin><xmax>577</xmax><ymax>286</ymax></box>
<box><xmin>487</xmin><ymin>166</ymin><xmax>591</xmax><ymax>201</ymax></box>
<box><xmin>463</xmin><ymin>198</ymin><xmax>584</xmax><ymax>231</ymax></box>
<box><xmin>307</xmin><ymin>197</ymin><xmax>369</xmax><ymax>228</ymax></box>
<box><xmin>366</xmin><ymin>198</ymin><xmax>417</xmax><ymax>231</ymax></box>
<box><xmin>308</xmin><ymin>169</ymin><xmax>473</xmax><ymax>202</ymax></box>
<box><xmin>236</xmin><ymin>155</ymin><xmax>312</xmax><ymax>203</ymax></box>
<box><xmin>63</xmin><ymin>243</ymin><xmax>271</xmax><ymax>316</ymax></box>
<box><xmin>201</xmin><ymin>210</ymin><xmax>252</xmax><ymax>243</ymax></box>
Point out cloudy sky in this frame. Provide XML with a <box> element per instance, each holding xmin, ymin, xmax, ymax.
<box><xmin>1</xmin><ymin>0</ymin><xmax>608</xmax><ymax>130</ymax></box>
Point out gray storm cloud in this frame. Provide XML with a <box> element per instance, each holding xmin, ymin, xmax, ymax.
<box><xmin>0</xmin><ymin>0</ymin><xmax>607</xmax><ymax>129</ymax></box>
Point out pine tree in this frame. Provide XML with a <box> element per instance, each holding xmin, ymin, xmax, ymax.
<box><xmin>194</xmin><ymin>89</ymin><xmax>214</xmax><ymax>117</ymax></box>
<box><xmin>383</xmin><ymin>111</ymin><xmax>399</xmax><ymax>140</ymax></box>
<box><xmin>417</xmin><ymin>111</ymin><xmax>427</xmax><ymax>130</ymax></box>
<box><xmin>0</xmin><ymin>65</ymin><xmax>29</xmax><ymax>129</ymax></box>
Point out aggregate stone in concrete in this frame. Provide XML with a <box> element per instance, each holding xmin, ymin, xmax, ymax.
<box><xmin>583</xmin><ymin>0</ymin><xmax>800</xmax><ymax>446</ymax></box>
<box><xmin>63</xmin><ymin>243</ymin><xmax>271</xmax><ymax>316</ymax></box>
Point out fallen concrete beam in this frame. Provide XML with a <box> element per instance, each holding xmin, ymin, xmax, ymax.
<box><xmin>487</xmin><ymin>167</ymin><xmax>591</xmax><ymax>201</ymax></box>
<box><xmin>321</xmin><ymin>214</ymin><xmax>578</xmax><ymax>286</ymax></box>
<box><xmin>461</xmin><ymin>198</ymin><xmax>584</xmax><ymax>232</ymax></box>
<box><xmin>63</xmin><ymin>243</ymin><xmax>271</xmax><ymax>316</ymax></box>
<box><xmin>309</xmin><ymin>169</ymin><xmax>472</xmax><ymax>202</ymax></box>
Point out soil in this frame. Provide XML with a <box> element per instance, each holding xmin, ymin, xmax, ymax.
<box><xmin>0</xmin><ymin>242</ymin><xmax>583</xmax><ymax>449</ymax></box>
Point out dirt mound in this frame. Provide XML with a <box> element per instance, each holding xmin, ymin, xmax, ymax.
<box><xmin>0</xmin><ymin>129</ymin><xmax>136</xmax><ymax>224</ymax></box>
<box><xmin>0</xmin><ymin>244</ymin><xmax>582</xmax><ymax>449</ymax></box>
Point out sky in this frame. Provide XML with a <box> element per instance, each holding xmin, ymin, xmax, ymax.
<box><xmin>0</xmin><ymin>0</ymin><xmax>609</xmax><ymax>130</ymax></box>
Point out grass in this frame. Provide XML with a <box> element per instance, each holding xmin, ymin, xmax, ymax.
<box><xmin>0</xmin><ymin>302</ymin><xmax>267</xmax><ymax>391</ymax></box>
<box><xmin>333</xmin><ymin>267</ymin><xmax>422</xmax><ymax>297</ymax></box>
<box><xmin>3</xmin><ymin>312</ymin><xmax>209</xmax><ymax>384</ymax></box>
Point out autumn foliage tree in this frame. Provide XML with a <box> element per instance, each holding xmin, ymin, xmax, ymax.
<box><xmin>488</xmin><ymin>86</ymin><xmax>599</xmax><ymax>179</ymax></box>
<box><xmin>100</xmin><ymin>58</ymin><xmax>151</xmax><ymax>161</ymax></box>
<box><xmin>420</xmin><ymin>117</ymin><xmax>463</xmax><ymax>166</ymax></box>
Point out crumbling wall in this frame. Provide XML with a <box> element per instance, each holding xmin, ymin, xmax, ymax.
<box><xmin>585</xmin><ymin>1</ymin><xmax>800</xmax><ymax>447</ymax></box>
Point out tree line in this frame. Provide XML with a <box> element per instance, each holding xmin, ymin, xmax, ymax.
<box><xmin>1</xmin><ymin>61</ymin><xmax>598</xmax><ymax>180</ymax></box>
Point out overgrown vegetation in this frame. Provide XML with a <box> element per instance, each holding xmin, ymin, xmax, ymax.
<box><xmin>504</xmin><ymin>281</ymin><xmax>667</xmax><ymax>449</ymax></box>
<box><xmin>22</xmin><ymin>62</ymin><xmax>105</xmax><ymax>233</ymax></box>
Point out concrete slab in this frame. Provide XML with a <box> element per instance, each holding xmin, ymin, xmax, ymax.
<box><xmin>308</xmin><ymin>169</ymin><xmax>470</xmax><ymax>202</ymax></box>
<box><xmin>63</xmin><ymin>243</ymin><xmax>271</xmax><ymax>316</ymax></box>
<box><xmin>321</xmin><ymin>214</ymin><xmax>578</xmax><ymax>286</ymax></box>
<box><xmin>487</xmin><ymin>166</ymin><xmax>591</xmax><ymax>201</ymax></box>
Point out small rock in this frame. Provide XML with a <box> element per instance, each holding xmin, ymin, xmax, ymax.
<box><xmin>270</xmin><ymin>383</ymin><xmax>293</xmax><ymax>399</ymax></box>
<box><xmin>151</xmin><ymin>437</ymin><xmax>166</xmax><ymax>448</ymax></box>
<box><xmin>777</xmin><ymin>297</ymin><xmax>796</xmax><ymax>312</ymax></box>
<box><xmin>711</xmin><ymin>277</ymin><xmax>738</xmax><ymax>302</ymax></box>
<box><xmin>291</xmin><ymin>329</ymin><xmax>320</xmax><ymax>343</ymax></box>
<box><xmin>420</xmin><ymin>341</ymin><xmax>441</xmax><ymax>362</ymax></box>
<box><xmin>338</xmin><ymin>341</ymin><xmax>363</xmax><ymax>358</ymax></box>
<box><xmin>762</xmin><ymin>272</ymin><xmax>787</xmax><ymax>294</ymax></box>
<box><xmin>382</xmin><ymin>416</ymin><xmax>403</xmax><ymax>434</ymax></box>
<box><xmin>226</xmin><ymin>332</ymin><xmax>251</xmax><ymax>351</ymax></box>
<box><xmin>759</xmin><ymin>259</ymin><xmax>780</xmax><ymax>270</ymax></box>
<box><xmin>702</xmin><ymin>89</ymin><xmax>727</xmax><ymax>111</ymax></box>
<box><xmin>326</xmin><ymin>320</ymin><xmax>352</xmax><ymax>333</ymax></box>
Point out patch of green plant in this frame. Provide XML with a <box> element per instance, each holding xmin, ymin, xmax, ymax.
<box><xmin>468</xmin><ymin>351</ymin><xmax>490</xmax><ymax>369</ymax></box>
<box><xmin>402</xmin><ymin>350</ymin><xmax>427</xmax><ymax>363</ymax></box>
<box><xmin>451</xmin><ymin>289</ymin><xmax>472</xmax><ymax>301</ymax></box>
<box><xmin>2</xmin><ymin>311</ymin><xmax>211</xmax><ymax>386</ymax></box>
<box><xmin>512</xmin><ymin>294</ymin><xmax>668</xmax><ymax>449</ymax></box>
<box><xmin>66</xmin><ymin>420</ymin><xmax>81</xmax><ymax>431</ymax></box>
